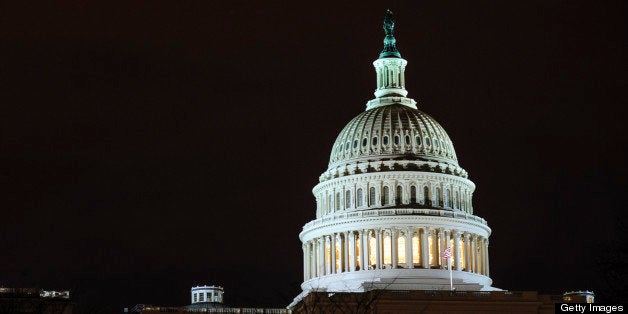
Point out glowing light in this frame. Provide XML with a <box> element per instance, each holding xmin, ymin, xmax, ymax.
<box><xmin>383</xmin><ymin>234</ymin><xmax>391</xmax><ymax>265</ymax></box>
<box><xmin>398</xmin><ymin>236</ymin><xmax>406</xmax><ymax>264</ymax></box>
<box><xmin>412</xmin><ymin>235</ymin><xmax>420</xmax><ymax>265</ymax></box>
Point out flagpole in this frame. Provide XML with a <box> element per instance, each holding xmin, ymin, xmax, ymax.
<box><xmin>448</xmin><ymin>257</ymin><xmax>453</xmax><ymax>291</ymax></box>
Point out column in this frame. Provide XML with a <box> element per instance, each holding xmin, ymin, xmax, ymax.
<box><xmin>313</xmin><ymin>239</ymin><xmax>318</xmax><ymax>277</ymax></box>
<box><xmin>302</xmin><ymin>243</ymin><xmax>308</xmax><ymax>281</ymax></box>
<box><xmin>391</xmin><ymin>228</ymin><xmax>398</xmax><ymax>268</ymax></box>
<box><xmin>319</xmin><ymin>237</ymin><xmax>325</xmax><ymax>276</ymax></box>
<box><xmin>465</xmin><ymin>233</ymin><xmax>472</xmax><ymax>272</ymax></box>
<box><xmin>376</xmin><ymin>228</ymin><xmax>383</xmax><ymax>269</ymax></box>
<box><xmin>485</xmin><ymin>239</ymin><xmax>490</xmax><ymax>276</ymax></box>
<box><xmin>421</xmin><ymin>228</ymin><xmax>429</xmax><ymax>268</ymax></box>
<box><xmin>438</xmin><ymin>229</ymin><xmax>445</xmax><ymax>269</ymax></box>
<box><xmin>430</xmin><ymin>229</ymin><xmax>439</xmax><ymax>268</ymax></box>
<box><xmin>470</xmin><ymin>235</ymin><xmax>477</xmax><ymax>273</ymax></box>
<box><xmin>358</xmin><ymin>229</ymin><xmax>366</xmax><ymax>270</ymax></box>
<box><xmin>453</xmin><ymin>231</ymin><xmax>461</xmax><ymax>271</ymax></box>
<box><xmin>349</xmin><ymin>232</ymin><xmax>356</xmax><ymax>271</ymax></box>
<box><xmin>443</xmin><ymin>230</ymin><xmax>451</xmax><ymax>269</ymax></box>
<box><xmin>344</xmin><ymin>232</ymin><xmax>350</xmax><ymax>272</ymax></box>
<box><xmin>331</xmin><ymin>233</ymin><xmax>337</xmax><ymax>274</ymax></box>
<box><xmin>309</xmin><ymin>241</ymin><xmax>315</xmax><ymax>278</ymax></box>
<box><xmin>329</xmin><ymin>236</ymin><xmax>334</xmax><ymax>274</ymax></box>
<box><xmin>406</xmin><ymin>227</ymin><xmax>414</xmax><ymax>269</ymax></box>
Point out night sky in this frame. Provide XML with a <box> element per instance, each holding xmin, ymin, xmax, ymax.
<box><xmin>1</xmin><ymin>1</ymin><xmax>626</xmax><ymax>312</ymax></box>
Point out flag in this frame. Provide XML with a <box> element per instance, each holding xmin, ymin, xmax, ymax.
<box><xmin>442</xmin><ymin>247</ymin><xmax>452</xmax><ymax>259</ymax></box>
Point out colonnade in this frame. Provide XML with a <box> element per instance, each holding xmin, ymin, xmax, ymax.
<box><xmin>317</xmin><ymin>180</ymin><xmax>473</xmax><ymax>217</ymax></box>
<box><xmin>302</xmin><ymin>227</ymin><xmax>489</xmax><ymax>281</ymax></box>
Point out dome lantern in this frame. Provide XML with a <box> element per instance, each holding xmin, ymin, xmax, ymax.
<box><xmin>369</xmin><ymin>10</ymin><xmax>415</xmax><ymax>108</ymax></box>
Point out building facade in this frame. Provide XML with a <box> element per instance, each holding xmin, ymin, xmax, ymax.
<box><xmin>296</xmin><ymin>10</ymin><xmax>497</xmax><ymax>302</ymax></box>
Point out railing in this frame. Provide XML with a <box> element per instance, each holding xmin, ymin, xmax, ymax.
<box><xmin>303</xmin><ymin>208</ymin><xmax>487</xmax><ymax>230</ymax></box>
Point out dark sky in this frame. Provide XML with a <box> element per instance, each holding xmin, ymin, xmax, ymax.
<box><xmin>1</xmin><ymin>0</ymin><xmax>626</xmax><ymax>311</ymax></box>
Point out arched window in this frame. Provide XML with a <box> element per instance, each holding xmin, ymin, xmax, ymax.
<box><xmin>396</xmin><ymin>186</ymin><xmax>403</xmax><ymax>205</ymax></box>
<box><xmin>327</xmin><ymin>194</ymin><xmax>332</xmax><ymax>213</ymax></box>
<box><xmin>445</xmin><ymin>189</ymin><xmax>451</xmax><ymax>208</ymax></box>
<box><xmin>372</xmin><ymin>137</ymin><xmax>378</xmax><ymax>146</ymax></box>
<box><xmin>345</xmin><ymin>190</ymin><xmax>351</xmax><ymax>209</ymax></box>
<box><xmin>410</xmin><ymin>185</ymin><xmax>417</xmax><ymax>203</ymax></box>
<box><xmin>415</xmin><ymin>136</ymin><xmax>421</xmax><ymax>146</ymax></box>
<box><xmin>382</xmin><ymin>186</ymin><xmax>390</xmax><ymax>205</ymax></box>
<box><xmin>383</xmin><ymin>136</ymin><xmax>389</xmax><ymax>145</ymax></box>
<box><xmin>454</xmin><ymin>191</ymin><xmax>459</xmax><ymax>209</ymax></box>
<box><xmin>357</xmin><ymin>188</ymin><xmax>363</xmax><ymax>207</ymax></box>
<box><xmin>394</xmin><ymin>135</ymin><xmax>400</xmax><ymax>145</ymax></box>
<box><xmin>362</xmin><ymin>138</ymin><xmax>368</xmax><ymax>147</ymax></box>
<box><xmin>405</xmin><ymin>135</ymin><xmax>410</xmax><ymax>145</ymax></box>
<box><xmin>335</xmin><ymin>192</ymin><xmax>340</xmax><ymax>211</ymax></box>
<box><xmin>434</xmin><ymin>187</ymin><xmax>440</xmax><ymax>207</ymax></box>
<box><xmin>369</xmin><ymin>187</ymin><xmax>376</xmax><ymax>206</ymax></box>
<box><xmin>424</xmin><ymin>186</ymin><xmax>430</xmax><ymax>206</ymax></box>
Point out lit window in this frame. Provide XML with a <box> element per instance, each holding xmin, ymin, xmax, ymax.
<box><xmin>384</xmin><ymin>233</ymin><xmax>392</xmax><ymax>265</ymax></box>
<box><xmin>412</xmin><ymin>234</ymin><xmax>420</xmax><ymax>265</ymax></box>
<box><xmin>355</xmin><ymin>235</ymin><xmax>361</xmax><ymax>270</ymax></box>
<box><xmin>428</xmin><ymin>234</ymin><xmax>437</xmax><ymax>267</ymax></box>
<box><xmin>460</xmin><ymin>239</ymin><xmax>466</xmax><ymax>270</ymax></box>
<box><xmin>369</xmin><ymin>234</ymin><xmax>377</xmax><ymax>267</ymax></box>
<box><xmin>398</xmin><ymin>235</ymin><xmax>406</xmax><ymax>265</ymax></box>
<box><xmin>335</xmin><ymin>239</ymin><xmax>342</xmax><ymax>271</ymax></box>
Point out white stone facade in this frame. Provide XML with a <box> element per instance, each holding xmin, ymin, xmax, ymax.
<box><xmin>191</xmin><ymin>285</ymin><xmax>224</xmax><ymax>304</ymax></box>
<box><xmin>298</xmin><ymin>14</ymin><xmax>497</xmax><ymax>295</ymax></box>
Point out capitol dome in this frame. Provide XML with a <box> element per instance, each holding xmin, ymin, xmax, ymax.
<box><xmin>294</xmin><ymin>10</ymin><xmax>498</xmax><ymax>305</ymax></box>
<box><xmin>326</xmin><ymin>104</ymin><xmax>467</xmax><ymax>180</ymax></box>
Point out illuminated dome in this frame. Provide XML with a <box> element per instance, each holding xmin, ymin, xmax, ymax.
<box><xmin>292</xmin><ymin>10</ymin><xmax>498</xmax><ymax>307</ymax></box>
<box><xmin>325</xmin><ymin>104</ymin><xmax>468</xmax><ymax>181</ymax></box>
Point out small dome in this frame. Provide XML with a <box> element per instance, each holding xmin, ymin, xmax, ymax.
<box><xmin>329</xmin><ymin>104</ymin><xmax>459</xmax><ymax>169</ymax></box>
